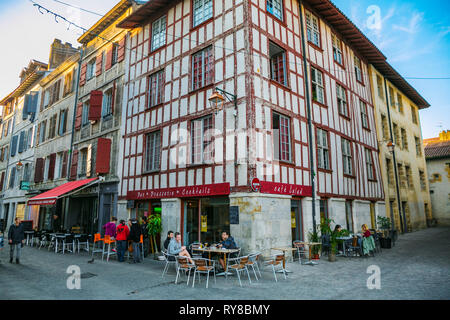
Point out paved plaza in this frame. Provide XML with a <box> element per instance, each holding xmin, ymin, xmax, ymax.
<box><xmin>0</xmin><ymin>227</ymin><xmax>449</xmax><ymax>300</ymax></box>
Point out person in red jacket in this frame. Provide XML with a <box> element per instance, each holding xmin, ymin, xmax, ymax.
<box><xmin>116</xmin><ymin>220</ymin><xmax>129</xmax><ymax>262</ymax></box>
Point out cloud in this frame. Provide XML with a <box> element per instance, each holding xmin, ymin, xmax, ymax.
<box><xmin>393</xmin><ymin>12</ymin><xmax>424</xmax><ymax>34</ymax></box>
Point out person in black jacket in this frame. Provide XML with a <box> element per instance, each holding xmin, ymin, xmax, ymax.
<box><xmin>8</xmin><ymin>217</ymin><xmax>25</xmax><ymax>264</ymax></box>
<box><xmin>163</xmin><ymin>230</ymin><xmax>174</xmax><ymax>251</ymax></box>
<box><xmin>128</xmin><ymin>219</ymin><xmax>142</xmax><ymax>263</ymax></box>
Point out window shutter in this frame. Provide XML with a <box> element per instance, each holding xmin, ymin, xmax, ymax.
<box><xmin>86</xmin><ymin>144</ymin><xmax>92</xmax><ymax>177</ymax></box>
<box><xmin>117</xmin><ymin>37</ymin><xmax>126</xmax><ymax>62</ymax></box>
<box><xmin>48</xmin><ymin>153</ymin><xmax>56</xmax><ymax>181</ymax></box>
<box><xmin>29</xmin><ymin>91</ymin><xmax>38</xmax><ymax>122</ymax></box>
<box><xmin>89</xmin><ymin>90</ymin><xmax>103</xmax><ymax>121</ymax></box>
<box><xmin>111</xmin><ymin>81</ymin><xmax>116</xmax><ymax>115</ymax></box>
<box><xmin>34</xmin><ymin>158</ymin><xmax>44</xmax><ymax>183</ymax></box>
<box><xmin>61</xmin><ymin>150</ymin><xmax>68</xmax><ymax>178</ymax></box>
<box><xmin>105</xmin><ymin>46</ymin><xmax>113</xmax><ymax>71</ymax></box>
<box><xmin>70</xmin><ymin>150</ymin><xmax>79</xmax><ymax>180</ymax></box>
<box><xmin>0</xmin><ymin>171</ymin><xmax>4</xmax><ymax>191</ymax></box>
<box><xmin>80</xmin><ymin>63</ymin><xmax>87</xmax><ymax>86</ymax></box>
<box><xmin>23</xmin><ymin>94</ymin><xmax>31</xmax><ymax>120</ymax></box>
<box><xmin>18</xmin><ymin>131</ymin><xmax>25</xmax><ymax>153</ymax></box>
<box><xmin>75</xmin><ymin>102</ymin><xmax>83</xmax><ymax>130</ymax></box>
<box><xmin>96</xmin><ymin>53</ymin><xmax>103</xmax><ymax>76</ymax></box>
<box><xmin>95</xmin><ymin>138</ymin><xmax>111</xmax><ymax>174</ymax></box>
<box><xmin>10</xmin><ymin>135</ymin><xmax>18</xmax><ymax>157</ymax></box>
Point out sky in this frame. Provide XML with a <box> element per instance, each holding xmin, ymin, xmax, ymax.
<box><xmin>0</xmin><ymin>0</ymin><xmax>449</xmax><ymax>139</ymax></box>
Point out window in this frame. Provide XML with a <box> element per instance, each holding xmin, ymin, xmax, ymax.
<box><xmin>56</xmin><ymin>153</ymin><xmax>63</xmax><ymax>180</ymax></box>
<box><xmin>365</xmin><ymin>148</ymin><xmax>374</xmax><ymax>180</ymax></box>
<box><xmin>192</xmin><ymin>46</ymin><xmax>213</xmax><ymax>91</ymax></box>
<box><xmin>63</xmin><ymin>70</ymin><xmax>74</xmax><ymax>96</ymax></box>
<box><xmin>389</xmin><ymin>86</ymin><xmax>395</xmax><ymax>107</ymax></box>
<box><xmin>354</xmin><ymin>55</ymin><xmax>363</xmax><ymax>83</ymax></box>
<box><xmin>397</xmin><ymin>164</ymin><xmax>405</xmax><ymax>188</ymax></box>
<box><xmin>8</xmin><ymin>167</ymin><xmax>16</xmax><ymax>189</ymax></box>
<box><xmin>80</xmin><ymin>149</ymin><xmax>88</xmax><ymax>176</ymax></box>
<box><xmin>23</xmin><ymin>163</ymin><xmax>30</xmax><ymax>183</ymax></box>
<box><xmin>148</xmin><ymin>70</ymin><xmax>165</xmax><ymax>108</ymax></box>
<box><xmin>341</xmin><ymin>138</ymin><xmax>353</xmax><ymax>175</ymax></box>
<box><xmin>311</xmin><ymin>67</ymin><xmax>324</xmax><ymax>104</ymax></box>
<box><xmin>381</xmin><ymin>114</ymin><xmax>389</xmax><ymax>139</ymax></box>
<box><xmin>393</xmin><ymin>123</ymin><xmax>400</xmax><ymax>146</ymax></box>
<box><xmin>144</xmin><ymin>131</ymin><xmax>161</xmax><ymax>172</ymax></box>
<box><xmin>331</xmin><ymin>34</ymin><xmax>343</xmax><ymax>65</ymax></box>
<box><xmin>27</xmin><ymin>127</ymin><xmax>33</xmax><ymax>149</ymax></box>
<box><xmin>269</xmin><ymin>42</ymin><xmax>287</xmax><ymax>86</ymax></box>
<box><xmin>267</xmin><ymin>0</ymin><xmax>283</xmax><ymax>21</ymax></box>
<box><xmin>401</xmin><ymin>128</ymin><xmax>408</xmax><ymax>150</ymax></box>
<box><xmin>39</xmin><ymin>120</ymin><xmax>47</xmax><ymax>144</ymax></box>
<box><xmin>386</xmin><ymin>158</ymin><xmax>393</xmax><ymax>184</ymax></box>
<box><xmin>191</xmin><ymin>115</ymin><xmax>213</xmax><ymax>164</ymax></box>
<box><xmin>112</xmin><ymin>44</ymin><xmax>119</xmax><ymax>66</ymax></box>
<box><xmin>405</xmin><ymin>165</ymin><xmax>412</xmax><ymax>188</ymax></box>
<box><xmin>419</xmin><ymin>169</ymin><xmax>426</xmax><ymax>190</ymax></box>
<box><xmin>336</xmin><ymin>83</ymin><xmax>348</xmax><ymax>117</ymax></box>
<box><xmin>305</xmin><ymin>10</ymin><xmax>320</xmax><ymax>47</ymax></box>
<box><xmin>102</xmin><ymin>89</ymin><xmax>113</xmax><ymax>117</ymax></box>
<box><xmin>44</xmin><ymin>156</ymin><xmax>50</xmax><ymax>181</ymax></box>
<box><xmin>397</xmin><ymin>93</ymin><xmax>403</xmax><ymax>113</ymax></box>
<box><xmin>319</xmin><ymin>198</ymin><xmax>328</xmax><ymax>221</ymax></box>
<box><xmin>360</xmin><ymin>100</ymin><xmax>369</xmax><ymax>129</ymax></box>
<box><xmin>317</xmin><ymin>128</ymin><xmax>330</xmax><ymax>170</ymax></box>
<box><xmin>411</xmin><ymin>105</ymin><xmax>418</xmax><ymax>124</ymax></box>
<box><xmin>82</xmin><ymin>101</ymin><xmax>90</xmax><ymax>126</ymax></box>
<box><xmin>193</xmin><ymin>0</ymin><xmax>213</xmax><ymax>27</ymax></box>
<box><xmin>415</xmin><ymin>136</ymin><xmax>422</xmax><ymax>156</ymax></box>
<box><xmin>376</xmin><ymin>74</ymin><xmax>384</xmax><ymax>99</ymax></box>
<box><xmin>86</xmin><ymin>59</ymin><xmax>96</xmax><ymax>81</ymax></box>
<box><xmin>48</xmin><ymin>114</ymin><xmax>57</xmax><ymax>140</ymax></box>
<box><xmin>151</xmin><ymin>16</ymin><xmax>167</xmax><ymax>51</ymax></box>
<box><xmin>59</xmin><ymin>109</ymin><xmax>68</xmax><ymax>136</ymax></box>
<box><xmin>43</xmin><ymin>89</ymin><xmax>50</xmax><ymax>108</ymax></box>
<box><xmin>273</xmin><ymin>112</ymin><xmax>291</xmax><ymax>162</ymax></box>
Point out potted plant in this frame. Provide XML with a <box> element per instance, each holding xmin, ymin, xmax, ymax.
<box><xmin>307</xmin><ymin>226</ymin><xmax>321</xmax><ymax>260</ymax></box>
<box><xmin>148</xmin><ymin>214</ymin><xmax>162</xmax><ymax>259</ymax></box>
<box><xmin>377</xmin><ymin>215</ymin><xmax>392</xmax><ymax>249</ymax></box>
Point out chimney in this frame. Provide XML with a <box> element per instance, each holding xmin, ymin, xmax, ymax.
<box><xmin>48</xmin><ymin>39</ymin><xmax>79</xmax><ymax>69</ymax></box>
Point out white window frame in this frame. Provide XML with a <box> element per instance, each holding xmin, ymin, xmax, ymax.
<box><xmin>144</xmin><ymin>131</ymin><xmax>161</xmax><ymax>172</ymax></box>
<box><xmin>336</xmin><ymin>83</ymin><xmax>347</xmax><ymax>117</ymax></box>
<box><xmin>360</xmin><ymin>100</ymin><xmax>369</xmax><ymax>129</ymax></box>
<box><xmin>272</xmin><ymin>112</ymin><xmax>291</xmax><ymax>162</ymax></box>
<box><xmin>86</xmin><ymin>59</ymin><xmax>96</xmax><ymax>81</ymax></box>
<box><xmin>151</xmin><ymin>15</ymin><xmax>167</xmax><ymax>52</ymax></box>
<box><xmin>332</xmin><ymin>34</ymin><xmax>343</xmax><ymax>65</ymax></box>
<box><xmin>193</xmin><ymin>0</ymin><xmax>213</xmax><ymax>27</ymax></box>
<box><xmin>365</xmin><ymin>148</ymin><xmax>374</xmax><ymax>180</ymax></box>
<box><xmin>342</xmin><ymin>138</ymin><xmax>353</xmax><ymax>175</ymax></box>
<box><xmin>82</xmin><ymin>101</ymin><xmax>90</xmax><ymax>126</ymax></box>
<box><xmin>191</xmin><ymin>115</ymin><xmax>213</xmax><ymax>165</ymax></box>
<box><xmin>311</xmin><ymin>67</ymin><xmax>325</xmax><ymax>104</ymax></box>
<box><xmin>305</xmin><ymin>10</ymin><xmax>320</xmax><ymax>47</ymax></box>
<box><xmin>267</xmin><ymin>0</ymin><xmax>283</xmax><ymax>21</ymax></box>
<box><xmin>317</xmin><ymin>128</ymin><xmax>330</xmax><ymax>170</ymax></box>
<box><xmin>102</xmin><ymin>89</ymin><xmax>113</xmax><ymax>118</ymax></box>
<box><xmin>354</xmin><ymin>55</ymin><xmax>363</xmax><ymax>83</ymax></box>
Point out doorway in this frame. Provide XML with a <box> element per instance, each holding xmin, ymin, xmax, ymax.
<box><xmin>345</xmin><ymin>200</ymin><xmax>354</xmax><ymax>233</ymax></box>
<box><xmin>291</xmin><ymin>199</ymin><xmax>304</xmax><ymax>241</ymax></box>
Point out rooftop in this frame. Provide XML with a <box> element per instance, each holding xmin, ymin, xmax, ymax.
<box><xmin>424</xmin><ymin>130</ymin><xmax>450</xmax><ymax>159</ymax></box>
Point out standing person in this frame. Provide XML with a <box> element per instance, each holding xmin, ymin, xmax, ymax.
<box><xmin>141</xmin><ymin>216</ymin><xmax>149</xmax><ymax>257</ymax></box>
<box><xmin>8</xmin><ymin>217</ymin><xmax>25</xmax><ymax>264</ymax></box>
<box><xmin>163</xmin><ymin>230</ymin><xmax>174</xmax><ymax>251</ymax></box>
<box><xmin>115</xmin><ymin>220</ymin><xmax>129</xmax><ymax>262</ymax></box>
<box><xmin>103</xmin><ymin>217</ymin><xmax>118</xmax><ymax>239</ymax></box>
<box><xmin>128</xmin><ymin>219</ymin><xmax>142</xmax><ymax>263</ymax></box>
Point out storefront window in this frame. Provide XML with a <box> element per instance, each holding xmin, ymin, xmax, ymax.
<box><xmin>291</xmin><ymin>199</ymin><xmax>303</xmax><ymax>241</ymax></box>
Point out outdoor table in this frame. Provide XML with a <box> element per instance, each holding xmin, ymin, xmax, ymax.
<box><xmin>24</xmin><ymin>231</ymin><xmax>34</xmax><ymax>246</ymax></box>
<box><xmin>54</xmin><ymin>234</ymin><xmax>71</xmax><ymax>253</ymax></box>
<box><xmin>336</xmin><ymin>236</ymin><xmax>353</xmax><ymax>256</ymax></box>
<box><xmin>271</xmin><ymin>247</ymin><xmax>297</xmax><ymax>273</ymax></box>
<box><xmin>295</xmin><ymin>242</ymin><xmax>322</xmax><ymax>265</ymax></box>
<box><xmin>193</xmin><ymin>247</ymin><xmax>239</xmax><ymax>276</ymax></box>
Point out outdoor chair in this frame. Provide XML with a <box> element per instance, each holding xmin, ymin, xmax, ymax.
<box><xmin>189</xmin><ymin>242</ymin><xmax>203</xmax><ymax>259</ymax></box>
<box><xmin>175</xmin><ymin>256</ymin><xmax>196</xmax><ymax>286</ymax></box>
<box><xmin>264</xmin><ymin>253</ymin><xmax>287</xmax><ymax>282</ymax></box>
<box><xmin>247</xmin><ymin>252</ymin><xmax>262</xmax><ymax>280</ymax></box>
<box><xmin>293</xmin><ymin>240</ymin><xmax>308</xmax><ymax>264</ymax></box>
<box><xmin>347</xmin><ymin>236</ymin><xmax>363</xmax><ymax>257</ymax></box>
<box><xmin>102</xmin><ymin>235</ymin><xmax>117</xmax><ymax>261</ymax></box>
<box><xmin>161</xmin><ymin>250</ymin><xmax>178</xmax><ymax>278</ymax></box>
<box><xmin>91</xmin><ymin>233</ymin><xmax>104</xmax><ymax>257</ymax></box>
<box><xmin>321</xmin><ymin>234</ymin><xmax>331</xmax><ymax>256</ymax></box>
<box><xmin>62</xmin><ymin>235</ymin><xmax>75</xmax><ymax>254</ymax></box>
<box><xmin>228</xmin><ymin>256</ymin><xmax>252</xmax><ymax>287</ymax></box>
<box><xmin>371</xmin><ymin>231</ymin><xmax>382</xmax><ymax>253</ymax></box>
<box><xmin>45</xmin><ymin>233</ymin><xmax>56</xmax><ymax>251</ymax></box>
<box><xmin>192</xmin><ymin>258</ymin><xmax>216</xmax><ymax>288</ymax></box>
<box><xmin>222</xmin><ymin>248</ymin><xmax>241</xmax><ymax>277</ymax></box>
<box><xmin>76</xmin><ymin>234</ymin><xmax>90</xmax><ymax>253</ymax></box>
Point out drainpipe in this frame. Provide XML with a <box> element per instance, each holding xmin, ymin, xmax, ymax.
<box><xmin>383</xmin><ymin>77</ymin><xmax>406</xmax><ymax>235</ymax></box>
<box><xmin>298</xmin><ymin>0</ymin><xmax>317</xmax><ymax>233</ymax></box>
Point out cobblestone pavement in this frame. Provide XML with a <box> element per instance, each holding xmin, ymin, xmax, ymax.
<box><xmin>0</xmin><ymin>227</ymin><xmax>449</xmax><ymax>300</ymax></box>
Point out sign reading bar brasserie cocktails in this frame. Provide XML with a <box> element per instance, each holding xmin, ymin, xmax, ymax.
<box><xmin>126</xmin><ymin>183</ymin><xmax>231</xmax><ymax>200</ymax></box>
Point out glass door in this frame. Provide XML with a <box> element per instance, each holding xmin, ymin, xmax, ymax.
<box><xmin>184</xmin><ymin>200</ymin><xmax>200</xmax><ymax>246</ymax></box>
<box><xmin>291</xmin><ymin>200</ymin><xmax>303</xmax><ymax>241</ymax></box>
<box><xmin>200</xmin><ymin>197</ymin><xmax>230</xmax><ymax>245</ymax></box>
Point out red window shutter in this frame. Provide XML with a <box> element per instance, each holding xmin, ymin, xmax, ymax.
<box><xmin>61</xmin><ymin>150</ymin><xmax>68</xmax><ymax>178</ymax></box>
<box><xmin>48</xmin><ymin>153</ymin><xmax>56</xmax><ymax>181</ymax></box>
<box><xmin>96</xmin><ymin>53</ymin><xmax>103</xmax><ymax>76</ymax></box>
<box><xmin>111</xmin><ymin>81</ymin><xmax>116</xmax><ymax>115</ymax></box>
<box><xmin>80</xmin><ymin>63</ymin><xmax>87</xmax><ymax>86</ymax></box>
<box><xmin>117</xmin><ymin>37</ymin><xmax>126</xmax><ymax>62</ymax></box>
<box><xmin>75</xmin><ymin>102</ymin><xmax>83</xmax><ymax>130</ymax></box>
<box><xmin>69</xmin><ymin>150</ymin><xmax>79</xmax><ymax>180</ymax></box>
<box><xmin>34</xmin><ymin>158</ymin><xmax>44</xmax><ymax>183</ymax></box>
<box><xmin>105</xmin><ymin>46</ymin><xmax>113</xmax><ymax>71</ymax></box>
<box><xmin>95</xmin><ymin>138</ymin><xmax>111</xmax><ymax>174</ymax></box>
<box><xmin>89</xmin><ymin>90</ymin><xmax>103</xmax><ymax>121</ymax></box>
<box><xmin>0</xmin><ymin>172</ymin><xmax>4</xmax><ymax>191</ymax></box>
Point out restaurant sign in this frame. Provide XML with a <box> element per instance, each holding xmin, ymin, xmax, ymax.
<box><xmin>127</xmin><ymin>183</ymin><xmax>231</xmax><ymax>200</ymax></box>
<box><xmin>259</xmin><ymin>181</ymin><xmax>312</xmax><ymax>197</ymax></box>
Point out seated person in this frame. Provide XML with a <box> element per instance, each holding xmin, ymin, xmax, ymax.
<box><xmin>217</xmin><ymin>231</ymin><xmax>237</xmax><ymax>270</ymax></box>
<box><xmin>333</xmin><ymin>224</ymin><xmax>344</xmax><ymax>253</ymax></box>
<box><xmin>168</xmin><ymin>232</ymin><xmax>193</xmax><ymax>264</ymax></box>
<box><xmin>163</xmin><ymin>230</ymin><xmax>174</xmax><ymax>251</ymax></box>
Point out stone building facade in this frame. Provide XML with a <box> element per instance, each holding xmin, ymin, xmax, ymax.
<box><xmin>424</xmin><ymin>131</ymin><xmax>450</xmax><ymax>226</ymax></box>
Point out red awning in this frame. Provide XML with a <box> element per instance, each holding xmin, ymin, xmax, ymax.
<box><xmin>27</xmin><ymin>178</ymin><xmax>98</xmax><ymax>206</ymax></box>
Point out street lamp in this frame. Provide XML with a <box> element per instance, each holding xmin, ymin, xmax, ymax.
<box><xmin>386</xmin><ymin>140</ymin><xmax>395</xmax><ymax>153</ymax></box>
<box><xmin>16</xmin><ymin>159</ymin><xmax>33</xmax><ymax>170</ymax></box>
<box><xmin>208</xmin><ymin>87</ymin><xmax>237</xmax><ymax>115</ymax></box>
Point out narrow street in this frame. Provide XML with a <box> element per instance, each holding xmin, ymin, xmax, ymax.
<box><xmin>1</xmin><ymin>227</ymin><xmax>449</xmax><ymax>300</ymax></box>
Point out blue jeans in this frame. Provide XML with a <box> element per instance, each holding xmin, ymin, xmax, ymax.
<box><xmin>132</xmin><ymin>242</ymin><xmax>141</xmax><ymax>263</ymax></box>
<box><xmin>117</xmin><ymin>240</ymin><xmax>127</xmax><ymax>262</ymax></box>
<box><xmin>10</xmin><ymin>243</ymin><xmax>22</xmax><ymax>260</ymax></box>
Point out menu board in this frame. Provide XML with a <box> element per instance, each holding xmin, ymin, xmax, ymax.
<box><xmin>229</xmin><ymin>206</ymin><xmax>239</xmax><ymax>225</ymax></box>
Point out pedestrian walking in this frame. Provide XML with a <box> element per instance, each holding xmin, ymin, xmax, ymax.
<box><xmin>115</xmin><ymin>220</ymin><xmax>129</xmax><ymax>262</ymax></box>
<box><xmin>8</xmin><ymin>217</ymin><xmax>25</xmax><ymax>264</ymax></box>
<box><xmin>128</xmin><ymin>219</ymin><xmax>142</xmax><ymax>263</ymax></box>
